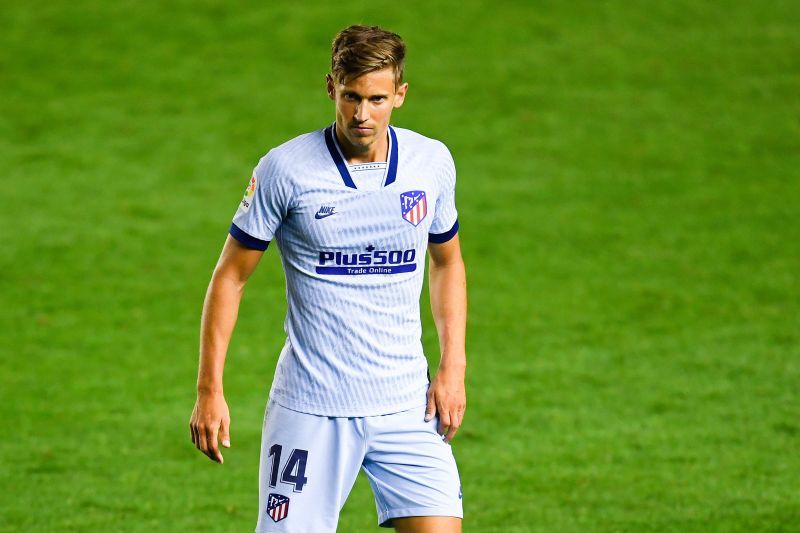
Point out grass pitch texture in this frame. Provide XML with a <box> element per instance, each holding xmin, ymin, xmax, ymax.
<box><xmin>1</xmin><ymin>1</ymin><xmax>798</xmax><ymax>531</ymax></box>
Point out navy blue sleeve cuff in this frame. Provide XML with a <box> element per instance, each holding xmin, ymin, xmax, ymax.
<box><xmin>229</xmin><ymin>223</ymin><xmax>269</xmax><ymax>251</ymax></box>
<box><xmin>428</xmin><ymin>219</ymin><xmax>459</xmax><ymax>244</ymax></box>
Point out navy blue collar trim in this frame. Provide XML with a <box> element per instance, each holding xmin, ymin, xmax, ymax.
<box><xmin>324</xmin><ymin>124</ymin><xmax>398</xmax><ymax>189</ymax></box>
<box><xmin>385</xmin><ymin>126</ymin><xmax>399</xmax><ymax>186</ymax></box>
<box><xmin>324</xmin><ymin>125</ymin><xmax>356</xmax><ymax>189</ymax></box>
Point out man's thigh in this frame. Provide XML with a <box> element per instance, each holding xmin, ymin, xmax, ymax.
<box><xmin>393</xmin><ymin>516</ymin><xmax>462</xmax><ymax>533</ymax></box>
<box><xmin>362</xmin><ymin>404</ymin><xmax>463</xmax><ymax>528</ymax></box>
<box><xmin>255</xmin><ymin>401</ymin><xmax>364</xmax><ymax>533</ymax></box>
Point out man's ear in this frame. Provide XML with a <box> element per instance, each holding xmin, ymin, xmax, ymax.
<box><xmin>326</xmin><ymin>74</ymin><xmax>336</xmax><ymax>100</ymax></box>
<box><xmin>393</xmin><ymin>82</ymin><xmax>409</xmax><ymax>108</ymax></box>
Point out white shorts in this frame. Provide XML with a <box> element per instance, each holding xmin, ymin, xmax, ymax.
<box><xmin>254</xmin><ymin>398</ymin><xmax>463</xmax><ymax>532</ymax></box>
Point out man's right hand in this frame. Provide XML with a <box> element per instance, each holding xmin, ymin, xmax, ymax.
<box><xmin>189</xmin><ymin>391</ymin><xmax>231</xmax><ymax>464</ymax></box>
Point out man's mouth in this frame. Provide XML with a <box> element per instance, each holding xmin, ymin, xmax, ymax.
<box><xmin>350</xmin><ymin>125</ymin><xmax>373</xmax><ymax>135</ymax></box>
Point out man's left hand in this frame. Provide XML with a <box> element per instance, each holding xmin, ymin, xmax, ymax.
<box><xmin>425</xmin><ymin>365</ymin><xmax>466</xmax><ymax>443</ymax></box>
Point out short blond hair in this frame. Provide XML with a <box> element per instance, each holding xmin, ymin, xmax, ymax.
<box><xmin>331</xmin><ymin>25</ymin><xmax>406</xmax><ymax>87</ymax></box>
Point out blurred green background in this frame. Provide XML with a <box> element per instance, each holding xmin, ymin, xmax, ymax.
<box><xmin>1</xmin><ymin>0</ymin><xmax>798</xmax><ymax>531</ymax></box>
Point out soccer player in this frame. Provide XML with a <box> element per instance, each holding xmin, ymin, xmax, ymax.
<box><xmin>189</xmin><ymin>25</ymin><xmax>467</xmax><ymax>533</ymax></box>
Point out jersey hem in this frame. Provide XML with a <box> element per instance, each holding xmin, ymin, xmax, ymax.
<box><xmin>269</xmin><ymin>386</ymin><xmax>429</xmax><ymax>418</ymax></box>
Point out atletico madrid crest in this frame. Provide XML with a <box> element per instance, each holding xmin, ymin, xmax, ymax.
<box><xmin>400</xmin><ymin>190</ymin><xmax>427</xmax><ymax>226</ymax></box>
<box><xmin>267</xmin><ymin>493</ymin><xmax>290</xmax><ymax>523</ymax></box>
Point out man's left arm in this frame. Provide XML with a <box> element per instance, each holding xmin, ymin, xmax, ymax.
<box><xmin>425</xmin><ymin>234</ymin><xmax>467</xmax><ymax>443</ymax></box>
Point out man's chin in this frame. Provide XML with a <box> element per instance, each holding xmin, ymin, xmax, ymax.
<box><xmin>345</xmin><ymin>133</ymin><xmax>374</xmax><ymax>148</ymax></box>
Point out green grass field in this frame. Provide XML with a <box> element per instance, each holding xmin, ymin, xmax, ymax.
<box><xmin>1</xmin><ymin>0</ymin><xmax>799</xmax><ymax>531</ymax></box>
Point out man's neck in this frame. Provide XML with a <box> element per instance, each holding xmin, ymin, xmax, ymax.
<box><xmin>335</xmin><ymin>128</ymin><xmax>389</xmax><ymax>165</ymax></box>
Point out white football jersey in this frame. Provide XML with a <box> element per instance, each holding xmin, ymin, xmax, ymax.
<box><xmin>231</xmin><ymin>124</ymin><xmax>459</xmax><ymax>416</ymax></box>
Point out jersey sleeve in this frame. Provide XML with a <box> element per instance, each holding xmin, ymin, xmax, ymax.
<box><xmin>428</xmin><ymin>143</ymin><xmax>459</xmax><ymax>243</ymax></box>
<box><xmin>230</xmin><ymin>151</ymin><xmax>291</xmax><ymax>250</ymax></box>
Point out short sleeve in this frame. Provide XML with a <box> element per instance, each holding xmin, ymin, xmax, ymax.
<box><xmin>230</xmin><ymin>151</ymin><xmax>290</xmax><ymax>250</ymax></box>
<box><xmin>428</xmin><ymin>144</ymin><xmax>459</xmax><ymax>243</ymax></box>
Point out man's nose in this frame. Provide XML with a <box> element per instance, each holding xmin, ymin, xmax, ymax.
<box><xmin>354</xmin><ymin>101</ymin><xmax>369</xmax><ymax>122</ymax></box>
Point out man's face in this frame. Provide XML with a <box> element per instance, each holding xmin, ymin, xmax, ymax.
<box><xmin>327</xmin><ymin>67</ymin><xmax>408</xmax><ymax>154</ymax></box>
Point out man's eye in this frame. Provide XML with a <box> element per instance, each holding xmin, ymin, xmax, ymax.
<box><xmin>371</xmin><ymin>97</ymin><xmax>386</xmax><ymax>103</ymax></box>
<box><xmin>345</xmin><ymin>94</ymin><xmax>359</xmax><ymax>101</ymax></box>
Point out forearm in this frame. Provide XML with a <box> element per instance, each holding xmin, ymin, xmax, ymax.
<box><xmin>197</xmin><ymin>271</ymin><xmax>246</xmax><ymax>393</ymax></box>
<box><xmin>428</xmin><ymin>256</ymin><xmax>467</xmax><ymax>371</ymax></box>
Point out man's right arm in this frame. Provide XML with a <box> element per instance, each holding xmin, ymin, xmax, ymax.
<box><xmin>190</xmin><ymin>235</ymin><xmax>265</xmax><ymax>464</ymax></box>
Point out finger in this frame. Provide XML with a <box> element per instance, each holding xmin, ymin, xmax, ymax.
<box><xmin>445</xmin><ymin>415</ymin><xmax>460</xmax><ymax>442</ymax></box>
<box><xmin>196</xmin><ymin>427</ymin><xmax>205</xmax><ymax>452</ymax></box>
<box><xmin>220</xmin><ymin>417</ymin><xmax>231</xmax><ymax>449</ymax></box>
<box><xmin>191</xmin><ymin>423</ymin><xmax>198</xmax><ymax>446</ymax></box>
<box><xmin>198</xmin><ymin>425</ymin><xmax>210</xmax><ymax>454</ymax></box>
<box><xmin>445</xmin><ymin>425</ymin><xmax>459</xmax><ymax>443</ymax></box>
<box><xmin>424</xmin><ymin>392</ymin><xmax>436</xmax><ymax>422</ymax></box>
<box><xmin>208</xmin><ymin>425</ymin><xmax>223</xmax><ymax>464</ymax></box>
<box><xmin>438</xmin><ymin>411</ymin><xmax>451</xmax><ymax>436</ymax></box>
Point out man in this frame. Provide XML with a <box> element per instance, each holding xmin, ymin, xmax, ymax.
<box><xmin>190</xmin><ymin>25</ymin><xmax>467</xmax><ymax>533</ymax></box>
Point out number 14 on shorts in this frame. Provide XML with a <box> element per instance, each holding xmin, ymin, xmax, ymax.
<box><xmin>267</xmin><ymin>444</ymin><xmax>309</xmax><ymax>492</ymax></box>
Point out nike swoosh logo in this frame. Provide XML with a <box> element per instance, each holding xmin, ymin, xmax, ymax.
<box><xmin>315</xmin><ymin>212</ymin><xmax>336</xmax><ymax>219</ymax></box>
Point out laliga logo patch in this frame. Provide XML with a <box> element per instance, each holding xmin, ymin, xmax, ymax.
<box><xmin>267</xmin><ymin>493</ymin><xmax>290</xmax><ymax>523</ymax></box>
<box><xmin>241</xmin><ymin>174</ymin><xmax>257</xmax><ymax>212</ymax></box>
<box><xmin>400</xmin><ymin>190</ymin><xmax>427</xmax><ymax>226</ymax></box>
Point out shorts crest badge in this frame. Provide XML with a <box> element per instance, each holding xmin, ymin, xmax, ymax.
<box><xmin>400</xmin><ymin>190</ymin><xmax>427</xmax><ymax>226</ymax></box>
<box><xmin>267</xmin><ymin>493</ymin><xmax>290</xmax><ymax>523</ymax></box>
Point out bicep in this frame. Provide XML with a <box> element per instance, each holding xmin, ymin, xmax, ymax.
<box><xmin>213</xmin><ymin>235</ymin><xmax>265</xmax><ymax>285</ymax></box>
<box><xmin>428</xmin><ymin>234</ymin><xmax>463</xmax><ymax>268</ymax></box>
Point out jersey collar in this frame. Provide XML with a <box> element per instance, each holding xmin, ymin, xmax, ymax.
<box><xmin>324</xmin><ymin>124</ymin><xmax>398</xmax><ymax>189</ymax></box>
